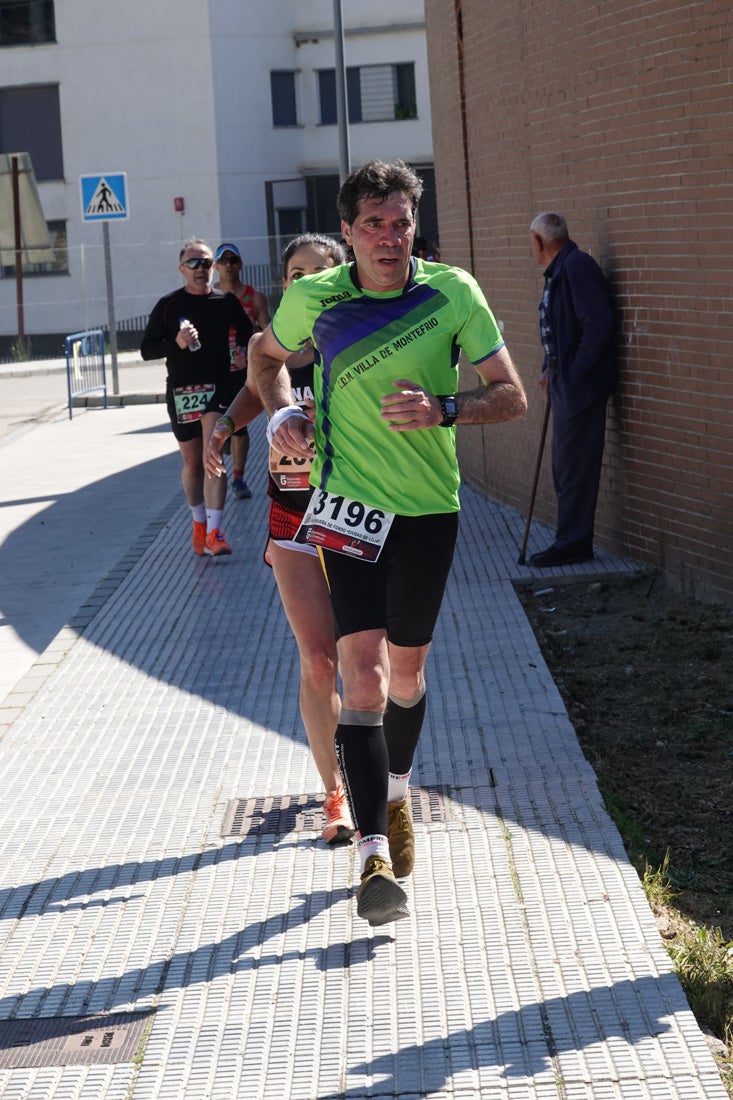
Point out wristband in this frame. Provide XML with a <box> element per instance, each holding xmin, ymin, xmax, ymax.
<box><xmin>266</xmin><ymin>405</ymin><xmax>309</xmax><ymax>445</ymax></box>
<box><xmin>214</xmin><ymin>416</ymin><xmax>235</xmax><ymax>436</ymax></box>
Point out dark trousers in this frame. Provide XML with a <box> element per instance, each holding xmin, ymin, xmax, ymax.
<box><xmin>551</xmin><ymin>395</ymin><xmax>608</xmax><ymax>551</ymax></box>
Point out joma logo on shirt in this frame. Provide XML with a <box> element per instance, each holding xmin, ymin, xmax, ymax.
<box><xmin>319</xmin><ymin>291</ymin><xmax>351</xmax><ymax>306</ymax></box>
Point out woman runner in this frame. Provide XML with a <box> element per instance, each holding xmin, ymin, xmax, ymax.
<box><xmin>204</xmin><ymin>234</ymin><xmax>352</xmax><ymax>843</ymax></box>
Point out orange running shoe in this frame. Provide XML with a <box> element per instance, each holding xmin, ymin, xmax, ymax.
<box><xmin>205</xmin><ymin>528</ymin><xmax>232</xmax><ymax>556</ymax></box>
<box><xmin>322</xmin><ymin>784</ymin><xmax>354</xmax><ymax>844</ymax></box>
<box><xmin>192</xmin><ymin>520</ymin><xmax>206</xmax><ymax>556</ymax></box>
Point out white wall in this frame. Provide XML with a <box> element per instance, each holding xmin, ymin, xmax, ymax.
<box><xmin>0</xmin><ymin>0</ymin><xmax>432</xmax><ymax>339</ymax></box>
<box><xmin>208</xmin><ymin>3</ymin><xmax>302</xmax><ymax>254</ymax></box>
<box><xmin>294</xmin><ymin>27</ymin><xmax>432</xmax><ymax>169</ymax></box>
<box><xmin>1</xmin><ymin>1</ymin><xmax>220</xmax><ymax>334</ymax></box>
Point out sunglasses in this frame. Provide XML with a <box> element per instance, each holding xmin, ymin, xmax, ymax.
<box><xmin>217</xmin><ymin>256</ymin><xmax>241</xmax><ymax>264</ymax></box>
<box><xmin>181</xmin><ymin>257</ymin><xmax>213</xmax><ymax>270</ymax></box>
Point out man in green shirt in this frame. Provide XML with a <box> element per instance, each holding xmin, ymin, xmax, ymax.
<box><xmin>249</xmin><ymin>160</ymin><xmax>527</xmax><ymax>926</ymax></box>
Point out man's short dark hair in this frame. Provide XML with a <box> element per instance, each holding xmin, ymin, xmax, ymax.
<box><xmin>179</xmin><ymin>237</ymin><xmax>211</xmax><ymax>261</ymax></box>
<box><xmin>337</xmin><ymin>160</ymin><xmax>423</xmax><ymax>225</ymax></box>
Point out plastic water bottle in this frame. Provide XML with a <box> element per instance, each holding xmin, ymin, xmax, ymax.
<box><xmin>179</xmin><ymin>317</ymin><xmax>201</xmax><ymax>352</ymax></box>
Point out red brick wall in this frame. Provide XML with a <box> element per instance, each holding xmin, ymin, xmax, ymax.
<box><xmin>424</xmin><ymin>0</ymin><xmax>733</xmax><ymax>603</ymax></box>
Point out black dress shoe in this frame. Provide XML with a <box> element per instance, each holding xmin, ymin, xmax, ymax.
<box><xmin>528</xmin><ymin>544</ymin><xmax>594</xmax><ymax>567</ymax></box>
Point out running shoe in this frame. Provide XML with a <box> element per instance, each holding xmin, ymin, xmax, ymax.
<box><xmin>321</xmin><ymin>785</ymin><xmax>355</xmax><ymax>844</ymax></box>
<box><xmin>231</xmin><ymin>477</ymin><xmax>252</xmax><ymax>499</ymax></box>
<box><xmin>205</xmin><ymin>528</ymin><xmax>232</xmax><ymax>556</ymax></box>
<box><xmin>387</xmin><ymin>797</ymin><xmax>415</xmax><ymax>878</ymax></box>
<box><xmin>356</xmin><ymin>855</ymin><xmax>409</xmax><ymax>926</ymax></box>
<box><xmin>192</xmin><ymin>520</ymin><xmax>206</xmax><ymax>556</ymax></box>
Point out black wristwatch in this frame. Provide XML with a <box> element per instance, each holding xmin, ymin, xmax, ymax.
<box><xmin>437</xmin><ymin>394</ymin><xmax>458</xmax><ymax>427</ymax></box>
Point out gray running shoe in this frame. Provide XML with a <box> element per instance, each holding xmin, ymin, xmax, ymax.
<box><xmin>231</xmin><ymin>478</ymin><xmax>252</xmax><ymax>499</ymax></box>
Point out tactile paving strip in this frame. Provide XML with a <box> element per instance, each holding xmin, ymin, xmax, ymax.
<box><xmin>0</xmin><ymin>1012</ymin><xmax>151</xmax><ymax>1068</ymax></box>
<box><xmin>222</xmin><ymin>783</ymin><xmax>458</xmax><ymax>837</ymax></box>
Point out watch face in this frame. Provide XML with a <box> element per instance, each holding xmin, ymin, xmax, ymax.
<box><xmin>440</xmin><ymin>395</ymin><xmax>458</xmax><ymax>425</ymax></box>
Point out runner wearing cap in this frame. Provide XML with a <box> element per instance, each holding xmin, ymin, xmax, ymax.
<box><xmin>213</xmin><ymin>243</ymin><xmax>271</xmax><ymax>499</ymax></box>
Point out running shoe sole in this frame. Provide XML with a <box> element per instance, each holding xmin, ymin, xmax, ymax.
<box><xmin>357</xmin><ymin>872</ymin><xmax>409</xmax><ymax>926</ymax></box>
<box><xmin>324</xmin><ymin>823</ymin><xmax>355</xmax><ymax>844</ymax></box>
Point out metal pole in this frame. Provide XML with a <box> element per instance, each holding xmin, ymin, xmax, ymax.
<box><xmin>102</xmin><ymin>220</ymin><xmax>119</xmax><ymax>394</ymax></box>
<box><xmin>81</xmin><ymin>243</ymin><xmax>89</xmax><ymax>332</ymax></box>
<box><xmin>333</xmin><ymin>0</ymin><xmax>350</xmax><ymax>184</ymax></box>
<box><xmin>11</xmin><ymin>155</ymin><xmax>27</xmax><ymax>360</ymax></box>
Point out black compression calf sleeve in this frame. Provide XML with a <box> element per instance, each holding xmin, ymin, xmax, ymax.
<box><xmin>335</xmin><ymin>715</ymin><xmax>389</xmax><ymax>838</ymax></box>
<box><xmin>383</xmin><ymin>688</ymin><xmax>427</xmax><ymax>776</ymax></box>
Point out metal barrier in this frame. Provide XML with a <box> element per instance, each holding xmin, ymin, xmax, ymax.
<box><xmin>64</xmin><ymin>329</ymin><xmax>107</xmax><ymax>419</ymax></box>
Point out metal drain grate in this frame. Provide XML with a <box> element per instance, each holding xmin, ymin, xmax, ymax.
<box><xmin>408</xmin><ymin>784</ymin><xmax>452</xmax><ymax>825</ymax></box>
<box><xmin>222</xmin><ymin>793</ymin><xmax>323</xmax><ymax>837</ymax></box>
<box><xmin>222</xmin><ymin>785</ymin><xmax>452</xmax><ymax>837</ymax></box>
<box><xmin>0</xmin><ymin>1012</ymin><xmax>151</xmax><ymax>1069</ymax></box>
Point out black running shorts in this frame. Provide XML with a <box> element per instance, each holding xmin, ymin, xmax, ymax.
<box><xmin>319</xmin><ymin>511</ymin><xmax>459</xmax><ymax>647</ymax></box>
<box><xmin>165</xmin><ymin>377</ymin><xmax>246</xmax><ymax>443</ymax></box>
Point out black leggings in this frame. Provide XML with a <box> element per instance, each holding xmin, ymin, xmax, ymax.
<box><xmin>320</xmin><ymin>511</ymin><xmax>459</xmax><ymax>646</ymax></box>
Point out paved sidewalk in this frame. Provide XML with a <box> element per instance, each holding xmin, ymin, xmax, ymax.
<box><xmin>0</xmin><ymin>366</ymin><xmax>173</xmax><ymax>706</ymax></box>
<box><xmin>0</xmin><ymin>393</ymin><xmax>727</xmax><ymax>1098</ymax></box>
<box><xmin>0</xmin><ymin>352</ymin><xmax>165</xmax><ymax>438</ymax></box>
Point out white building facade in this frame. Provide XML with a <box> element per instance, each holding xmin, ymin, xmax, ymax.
<box><xmin>0</xmin><ymin>0</ymin><xmax>435</xmax><ymax>353</ymax></box>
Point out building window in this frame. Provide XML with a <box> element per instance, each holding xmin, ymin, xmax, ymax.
<box><xmin>0</xmin><ymin>0</ymin><xmax>55</xmax><ymax>46</ymax></box>
<box><xmin>305</xmin><ymin>174</ymin><xmax>341</xmax><ymax>236</ymax></box>
<box><xmin>394</xmin><ymin>63</ymin><xmax>417</xmax><ymax>120</ymax></box>
<box><xmin>270</xmin><ymin>70</ymin><xmax>298</xmax><ymax>127</ymax></box>
<box><xmin>0</xmin><ymin>219</ymin><xmax>68</xmax><ymax>277</ymax></box>
<box><xmin>318</xmin><ymin>68</ymin><xmax>362</xmax><ymax>125</ymax></box>
<box><xmin>0</xmin><ymin>84</ymin><xmax>63</xmax><ymax>179</ymax></box>
<box><xmin>318</xmin><ymin>62</ymin><xmax>416</xmax><ymax>124</ymax></box>
<box><xmin>277</xmin><ymin>207</ymin><xmax>306</xmax><ymax>239</ymax></box>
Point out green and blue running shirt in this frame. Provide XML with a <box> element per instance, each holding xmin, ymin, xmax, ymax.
<box><xmin>270</xmin><ymin>258</ymin><xmax>504</xmax><ymax>516</ymax></box>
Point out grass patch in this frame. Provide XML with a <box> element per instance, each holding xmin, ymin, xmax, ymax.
<box><xmin>517</xmin><ymin>572</ymin><xmax>733</xmax><ymax>1092</ymax></box>
<box><xmin>640</xmin><ymin>854</ymin><xmax>733</xmax><ymax>1046</ymax></box>
<box><xmin>642</xmin><ymin>850</ymin><xmax>676</xmax><ymax>912</ymax></box>
<box><xmin>670</xmin><ymin>925</ymin><xmax>733</xmax><ymax>1045</ymax></box>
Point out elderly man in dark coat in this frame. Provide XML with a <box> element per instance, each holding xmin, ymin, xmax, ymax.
<box><xmin>528</xmin><ymin>212</ymin><xmax>617</xmax><ymax>567</ymax></box>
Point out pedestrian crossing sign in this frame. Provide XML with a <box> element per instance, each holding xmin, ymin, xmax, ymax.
<box><xmin>80</xmin><ymin>172</ymin><xmax>129</xmax><ymax>221</ymax></box>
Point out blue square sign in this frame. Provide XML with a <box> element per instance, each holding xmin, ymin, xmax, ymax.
<box><xmin>80</xmin><ymin>173</ymin><xmax>129</xmax><ymax>221</ymax></box>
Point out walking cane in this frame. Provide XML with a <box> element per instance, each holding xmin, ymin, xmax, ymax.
<box><xmin>517</xmin><ymin>397</ymin><xmax>551</xmax><ymax>565</ymax></box>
